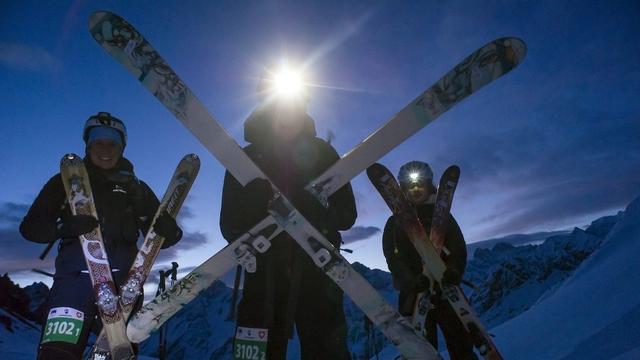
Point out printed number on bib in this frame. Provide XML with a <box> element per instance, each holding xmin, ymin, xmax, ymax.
<box><xmin>41</xmin><ymin>307</ymin><xmax>84</xmax><ymax>344</ymax></box>
<box><xmin>234</xmin><ymin>326</ymin><xmax>268</xmax><ymax>360</ymax></box>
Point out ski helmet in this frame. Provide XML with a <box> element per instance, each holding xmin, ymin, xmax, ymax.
<box><xmin>398</xmin><ymin>161</ymin><xmax>434</xmax><ymax>188</ymax></box>
<box><xmin>83</xmin><ymin>112</ymin><xmax>127</xmax><ymax>147</ymax></box>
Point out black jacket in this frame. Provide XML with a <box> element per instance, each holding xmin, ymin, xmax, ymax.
<box><xmin>220</xmin><ymin>107</ymin><xmax>357</xmax><ymax>247</ymax></box>
<box><xmin>382</xmin><ymin>203</ymin><xmax>467</xmax><ymax>290</ymax></box>
<box><xmin>219</xmin><ymin>109</ymin><xmax>357</xmax><ymax>328</ymax></box>
<box><xmin>20</xmin><ymin>157</ymin><xmax>163</xmax><ymax>276</ymax></box>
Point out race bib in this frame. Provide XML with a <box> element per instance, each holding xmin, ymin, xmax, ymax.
<box><xmin>41</xmin><ymin>307</ymin><xmax>84</xmax><ymax>344</ymax></box>
<box><xmin>234</xmin><ymin>326</ymin><xmax>268</xmax><ymax>360</ymax></box>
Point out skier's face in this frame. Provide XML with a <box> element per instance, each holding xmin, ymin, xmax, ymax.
<box><xmin>89</xmin><ymin>139</ymin><xmax>123</xmax><ymax>170</ymax></box>
<box><xmin>403</xmin><ymin>181</ymin><xmax>434</xmax><ymax>205</ymax></box>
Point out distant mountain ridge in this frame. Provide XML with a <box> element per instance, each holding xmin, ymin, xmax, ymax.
<box><xmin>466</xmin><ymin>230</ymin><xmax>572</xmax><ymax>259</ymax></box>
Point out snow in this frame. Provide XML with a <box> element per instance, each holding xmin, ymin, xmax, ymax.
<box><xmin>0</xmin><ymin>308</ymin><xmax>41</xmax><ymax>359</ymax></box>
<box><xmin>492</xmin><ymin>197</ymin><xmax>640</xmax><ymax>359</ymax></box>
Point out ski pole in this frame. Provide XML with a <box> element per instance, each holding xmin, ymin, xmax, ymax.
<box><xmin>38</xmin><ymin>240</ymin><xmax>57</xmax><ymax>260</ymax></box>
<box><xmin>160</xmin><ymin>261</ymin><xmax>178</xmax><ymax>360</ymax></box>
<box><xmin>157</xmin><ymin>270</ymin><xmax>167</xmax><ymax>360</ymax></box>
<box><xmin>31</xmin><ymin>268</ymin><xmax>54</xmax><ymax>277</ymax></box>
<box><xmin>226</xmin><ymin>265</ymin><xmax>242</xmax><ymax>321</ymax></box>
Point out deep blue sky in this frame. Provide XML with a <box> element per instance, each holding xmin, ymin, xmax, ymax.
<box><xmin>1</xmin><ymin>0</ymin><xmax>639</xmax><ymax>288</ymax></box>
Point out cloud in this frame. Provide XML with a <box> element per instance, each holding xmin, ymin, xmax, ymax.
<box><xmin>342</xmin><ymin>225</ymin><xmax>381</xmax><ymax>244</ymax></box>
<box><xmin>0</xmin><ymin>202</ymin><xmax>30</xmax><ymax>226</ymax></box>
<box><xmin>156</xmin><ymin>230</ymin><xmax>209</xmax><ymax>262</ymax></box>
<box><xmin>0</xmin><ymin>227</ymin><xmax>55</xmax><ymax>273</ymax></box>
<box><xmin>434</xmin><ymin>104</ymin><xmax>640</xmax><ymax>238</ymax></box>
<box><xmin>0</xmin><ymin>42</ymin><xmax>57</xmax><ymax>72</ymax></box>
<box><xmin>0</xmin><ymin>201</ymin><xmax>50</xmax><ymax>272</ymax></box>
<box><xmin>176</xmin><ymin>203</ymin><xmax>196</xmax><ymax>221</ymax></box>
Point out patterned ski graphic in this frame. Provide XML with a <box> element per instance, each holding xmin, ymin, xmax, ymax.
<box><xmin>89</xmin><ymin>154</ymin><xmax>200</xmax><ymax>359</ymax></box>
<box><xmin>60</xmin><ymin>154</ymin><xmax>134</xmax><ymax>360</ymax></box>
<box><xmin>429</xmin><ymin>166</ymin><xmax>460</xmax><ymax>254</ymax></box>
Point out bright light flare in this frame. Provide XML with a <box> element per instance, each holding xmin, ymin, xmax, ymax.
<box><xmin>409</xmin><ymin>172</ymin><xmax>421</xmax><ymax>182</ymax></box>
<box><xmin>272</xmin><ymin>67</ymin><xmax>304</xmax><ymax>99</ymax></box>
<box><xmin>259</xmin><ymin>62</ymin><xmax>308</xmax><ymax>103</ymax></box>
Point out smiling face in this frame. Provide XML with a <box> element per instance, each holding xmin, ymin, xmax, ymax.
<box><xmin>88</xmin><ymin>139</ymin><xmax>123</xmax><ymax>170</ymax></box>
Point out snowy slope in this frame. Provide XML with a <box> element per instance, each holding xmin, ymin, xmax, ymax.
<box><xmin>138</xmin><ymin>280</ymin><xmax>237</xmax><ymax>359</ymax></box>
<box><xmin>466</xmin><ymin>217</ymin><xmax>615</xmax><ymax>328</ymax></box>
<box><xmin>492</xmin><ymin>197</ymin><xmax>640</xmax><ymax>359</ymax></box>
<box><xmin>0</xmin><ymin>308</ymin><xmax>41</xmax><ymax>359</ymax></box>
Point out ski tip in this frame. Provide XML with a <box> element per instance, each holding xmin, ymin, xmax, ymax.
<box><xmin>444</xmin><ymin>164</ymin><xmax>461</xmax><ymax>177</ymax></box>
<box><xmin>61</xmin><ymin>153</ymin><xmax>80</xmax><ymax>160</ymax></box>
<box><xmin>60</xmin><ymin>153</ymin><xmax>82</xmax><ymax>166</ymax></box>
<box><xmin>497</xmin><ymin>37</ymin><xmax>527</xmax><ymax>66</ymax></box>
<box><xmin>126</xmin><ymin>323</ymin><xmax>150</xmax><ymax>343</ymax></box>
<box><xmin>366</xmin><ymin>162</ymin><xmax>385</xmax><ymax>178</ymax></box>
<box><xmin>88</xmin><ymin>11</ymin><xmax>114</xmax><ymax>30</ymax></box>
<box><xmin>184</xmin><ymin>153</ymin><xmax>201</xmax><ymax>165</ymax></box>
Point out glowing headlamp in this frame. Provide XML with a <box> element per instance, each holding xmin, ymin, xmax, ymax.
<box><xmin>273</xmin><ymin>68</ymin><xmax>304</xmax><ymax>99</ymax></box>
<box><xmin>259</xmin><ymin>62</ymin><xmax>308</xmax><ymax>103</ymax></box>
<box><xmin>409</xmin><ymin>172</ymin><xmax>421</xmax><ymax>183</ymax></box>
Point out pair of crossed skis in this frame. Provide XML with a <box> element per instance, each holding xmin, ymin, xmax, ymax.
<box><xmin>88</xmin><ymin>10</ymin><xmax>525</xmax><ymax>360</ymax></box>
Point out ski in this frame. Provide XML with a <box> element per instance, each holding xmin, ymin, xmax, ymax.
<box><xmin>411</xmin><ymin>165</ymin><xmax>460</xmax><ymax>340</ymax></box>
<box><xmin>59</xmin><ymin>154</ymin><xmax>134</xmax><ymax>360</ymax></box>
<box><xmin>89</xmin><ymin>154</ymin><xmax>200</xmax><ymax>359</ymax></box>
<box><xmin>89</xmin><ymin>10</ymin><xmax>524</xmax><ymax>358</ymax></box>
<box><xmin>367</xmin><ymin>163</ymin><xmax>502</xmax><ymax>359</ymax></box>
<box><xmin>89</xmin><ymin>12</ymin><xmax>441</xmax><ymax>359</ymax></box>
<box><xmin>430</xmin><ymin>166</ymin><xmax>460</xmax><ymax>254</ymax></box>
<box><xmin>304</xmin><ymin>40</ymin><xmax>526</xmax><ymax>203</ymax></box>
<box><xmin>127</xmin><ymin>216</ymin><xmax>281</xmax><ymax>343</ymax></box>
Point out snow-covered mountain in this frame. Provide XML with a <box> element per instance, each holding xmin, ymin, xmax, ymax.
<box><xmin>1</xmin><ymin>197</ymin><xmax>636</xmax><ymax>359</ymax></box>
<box><xmin>466</xmin><ymin>213</ymin><xmax>620</xmax><ymax>328</ymax></box>
<box><xmin>491</xmin><ymin>197</ymin><xmax>640</xmax><ymax>359</ymax></box>
<box><xmin>0</xmin><ymin>275</ymin><xmax>47</xmax><ymax>359</ymax></box>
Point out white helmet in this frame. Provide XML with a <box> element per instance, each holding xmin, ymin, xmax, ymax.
<box><xmin>83</xmin><ymin>112</ymin><xmax>127</xmax><ymax>146</ymax></box>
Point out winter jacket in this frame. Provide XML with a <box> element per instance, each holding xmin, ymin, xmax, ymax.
<box><xmin>219</xmin><ymin>107</ymin><xmax>357</xmax><ymax>328</ymax></box>
<box><xmin>382</xmin><ymin>203</ymin><xmax>467</xmax><ymax>292</ymax></box>
<box><xmin>20</xmin><ymin>157</ymin><xmax>168</xmax><ymax>276</ymax></box>
<box><xmin>220</xmin><ymin>107</ymin><xmax>357</xmax><ymax>246</ymax></box>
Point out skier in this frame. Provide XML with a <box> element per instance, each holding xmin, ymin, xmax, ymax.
<box><xmin>382</xmin><ymin>161</ymin><xmax>477</xmax><ymax>360</ymax></box>
<box><xmin>20</xmin><ymin>112</ymin><xmax>183</xmax><ymax>360</ymax></box>
<box><xmin>220</xmin><ymin>77</ymin><xmax>357</xmax><ymax>359</ymax></box>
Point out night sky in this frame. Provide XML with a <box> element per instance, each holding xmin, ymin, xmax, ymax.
<box><xmin>1</xmin><ymin>0</ymin><xmax>638</xmax><ymax>288</ymax></box>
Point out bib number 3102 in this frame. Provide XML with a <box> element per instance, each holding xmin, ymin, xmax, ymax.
<box><xmin>41</xmin><ymin>307</ymin><xmax>85</xmax><ymax>344</ymax></box>
<box><xmin>234</xmin><ymin>326</ymin><xmax>268</xmax><ymax>360</ymax></box>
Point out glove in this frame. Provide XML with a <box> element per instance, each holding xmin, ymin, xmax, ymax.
<box><xmin>153</xmin><ymin>211</ymin><xmax>182</xmax><ymax>247</ymax></box>
<box><xmin>58</xmin><ymin>214</ymin><xmax>99</xmax><ymax>238</ymax></box>
<box><xmin>290</xmin><ymin>190</ymin><xmax>328</xmax><ymax>230</ymax></box>
<box><xmin>442</xmin><ymin>268</ymin><xmax>463</xmax><ymax>286</ymax></box>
